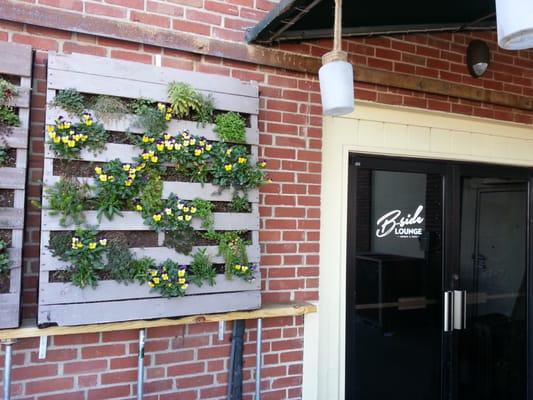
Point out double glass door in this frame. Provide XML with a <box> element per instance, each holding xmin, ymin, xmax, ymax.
<box><xmin>346</xmin><ymin>155</ymin><xmax>531</xmax><ymax>400</ymax></box>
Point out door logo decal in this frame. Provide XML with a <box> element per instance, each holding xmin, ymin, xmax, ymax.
<box><xmin>375</xmin><ymin>205</ymin><xmax>424</xmax><ymax>238</ymax></box>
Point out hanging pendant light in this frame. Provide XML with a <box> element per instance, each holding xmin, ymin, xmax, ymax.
<box><xmin>319</xmin><ymin>0</ymin><xmax>354</xmax><ymax>116</ymax></box>
<box><xmin>496</xmin><ymin>0</ymin><xmax>533</xmax><ymax>50</ymax></box>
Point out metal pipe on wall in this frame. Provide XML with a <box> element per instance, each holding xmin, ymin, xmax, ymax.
<box><xmin>2</xmin><ymin>340</ymin><xmax>15</xmax><ymax>400</ymax></box>
<box><xmin>255</xmin><ymin>318</ymin><xmax>263</xmax><ymax>400</ymax></box>
<box><xmin>137</xmin><ymin>329</ymin><xmax>146</xmax><ymax>400</ymax></box>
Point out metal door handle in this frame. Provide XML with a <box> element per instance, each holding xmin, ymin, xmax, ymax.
<box><xmin>444</xmin><ymin>291</ymin><xmax>453</xmax><ymax>332</ymax></box>
<box><xmin>453</xmin><ymin>290</ymin><xmax>467</xmax><ymax>330</ymax></box>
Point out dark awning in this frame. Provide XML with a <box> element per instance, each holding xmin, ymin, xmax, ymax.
<box><xmin>246</xmin><ymin>0</ymin><xmax>496</xmax><ymax>44</ymax></box>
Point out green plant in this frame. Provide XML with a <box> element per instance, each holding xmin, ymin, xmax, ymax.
<box><xmin>137</xmin><ymin>171</ymin><xmax>163</xmax><ymax>216</ymax></box>
<box><xmin>167</xmin><ymin>82</ymin><xmax>214</xmax><ymax>123</ymax></box>
<box><xmin>147</xmin><ymin>260</ymin><xmax>189</xmax><ymax>297</ymax></box>
<box><xmin>210</xmin><ymin>144</ymin><xmax>268</xmax><ymax>192</ymax></box>
<box><xmin>205</xmin><ymin>231</ymin><xmax>253</xmax><ymax>281</ymax></box>
<box><xmin>131</xmin><ymin>98</ymin><xmax>169</xmax><ymax>135</ymax></box>
<box><xmin>188</xmin><ymin>248</ymin><xmax>216</xmax><ymax>287</ymax></box>
<box><xmin>230</xmin><ymin>193</ymin><xmax>251</xmax><ymax>213</ymax></box>
<box><xmin>0</xmin><ymin>239</ymin><xmax>10</xmax><ymax>280</ymax></box>
<box><xmin>51</xmin><ymin>229</ymin><xmax>108</xmax><ymax>288</ymax></box>
<box><xmin>91</xmin><ymin>95</ymin><xmax>130</xmax><ymax>122</ymax></box>
<box><xmin>164</xmin><ymin>228</ymin><xmax>196</xmax><ymax>255</ymax></box>
<box><xmin>106</xmin><ymin>240</ymin><xmax>154</xmax><ymax>284</ymax></box>
<box><xmin>47</xmin><ymin>114</ymin><xmax>108</xmax><ymax>159</ymax></box>
<box><xmin>0</xmin><ymin>106</ymin><xmax>19</xmax><ymax>128</ymax></box>
<box><xmin>43</xmin><ymin>176</ymin><xmax>91</xmax><ymax>227</ymax></box>
<box><xmin>93</xmin><ymin>159</ymin><xmax>145</xmax><ymax>221</ymax></box>
<box><xmin>47</xmin><ymin>232</ymin><xmax>72</xmax><ymax>260</ymax></box>
<box><xmin>51</xmin><ymin>88</ymin><xmax>86</xmax><ymax>116</ymax></box>
<box><xmin>0</xmin><ymin>78</ymin><xmax>17</xmax><ymax>106</ymax></box>
<box><xmin>190</xmin><ymin>198</ymin><xmax>214</xmax><ymax>231</ymax></box>
<box><xmin>214</xmin><ymin>112</ymin><xmax>246</xmax><ymax>143</ymax></box>
<box><xmin>0</xmin><ymin>145</ymin><xmax>7</xmax><ymax>167</ymax></box>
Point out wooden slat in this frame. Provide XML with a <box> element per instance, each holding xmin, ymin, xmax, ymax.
<box><xmin>38</xmin><ymin>291</ymin><xmax>261</xmax><ymax>326</ymax></box>
<box><xmin>0</xmin><ymin>168</ymin><xmax>25</xmax><ymax>189</ymax></box>
<box><xmin>0</xmin><ymin>295</ymin><xmax>19</xmax><ymax>329</ymax></box>
<box><xmin>0</xmin><ymin>42</ymin><xmax>32</xmax><ymax>77</ymax></box>
<box><xmin>40</xmin><ymin>273</ymin><xmax>260</xmax><ymax>305</ymax></box>
<box><xmin>44</xmin><ymin>175</ymin><xmax>259</xmax><ymax>203</ymax></box>
<box><xmin>4</xmin><ymin>128</ymin><xmax>29</xmax><ymax>149</ymax></box>
<box><xmin>49</xmin><ymin>52</ymin><xmax>258</xmax><ymax>98</ymax></box>
<box><xmin>48</xmin><ymin>70</ymin><xmax>259</xmax><ymax>115</ymax></box>
<box><xmin>41</xmin><ymin>210</ymin><xmax>259</xmax><ymax>231</ymax></box>
<box><xmin>1</xmin><ymin>302</ymin><xmax>316</xmax><ymax>339</ymax></box>
<box><xmin>8</xmin><ymin>87</ymin><xmax>31</xmax><ymax>108</ymax></box>
<box><xmin>40</xmin><ymin>244</ymin><xmax>260</xmax><ymax>271</ymax></box>
<box><xmin>46</xmin><ymin>108</ymin><xmax>260</xmax><ymax>145</ymax></box>
<box><xmin>0</xmin><ymin>208</ymin><xmax>24</xmax><ymax>229</ymax></box>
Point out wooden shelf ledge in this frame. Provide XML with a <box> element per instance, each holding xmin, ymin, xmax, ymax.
<box><xmin>0</xmin><ymin>302</ymin><xmax>317</xmax><ymax>340</ymax></box>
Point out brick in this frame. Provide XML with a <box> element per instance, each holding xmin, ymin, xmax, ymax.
<box><xmin>176</xmin><ymin>374</ymin><xmax>214</xmax><ymax>389</ymax></box>
<box><xmin>111</xmin><ymin>50</ymin><xmax>152</xmax><ymax>64</ymax></box>
<box><xmin>173</xmin><ymin>19</ymin><xmax>211</xmax><ymax>36</ymax></box>
<box><xmin>167</xmin><ymin>362</ymin><xmax>205</xmax><ymax>376</ymax></box>
<box><xmin>39</xmin><ymin>0</ymin><xmax>83</xmax><ymax>11</ymax></box>
<box><xmin>63</xmin><ymin>42</ymin><xmax>107</xmax><ymax>57</ymax></box>
<box><xmin>64</xmin><ymin>360</ymin><xmax>108</xmax><ymax>374</ymax></box>
<box><xmin>12</xmin><ymin>364</ymin><xmax>57</xmax><ymax>381</ymax></box>
<box><xmin>131</xmin><ymin>11</ymin><xmax>171</xmax><ymax>28</ymax></box>
<box><xmin>26</xmin><ymin>377</ymin><xmax>74</xmax><ymax>395</ymax></box>
<box><xmin>105</xmin><ymin>0</ymin><xmax>144</xmax><ymax>9</ymax></box>
<box><xmin>81</xmin><ymin>344</ymin><xmax>126</xmax><ymax>359</ymax></box>
<box><xmin>85</xmin><ymin>2</ymin><xmax>127</xmax><ymax>18</ymax></box>
<box><xmin>147</xmin><ymin>1</ymin><xmax>184</xmax><ymax>16</ymax></box>
<box><xmin>87</xmin><ymin>385</ymin><xmax>131</xmax><ymax>400</ymax></box>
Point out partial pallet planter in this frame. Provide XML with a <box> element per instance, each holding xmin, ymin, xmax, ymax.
<box><xmin>39</xmin><ymin>52</ymin><xmax>261</xmax><ymax>326</ymax></box>
<box><xmin>0</xmin><ymin>42</ymin><xmax>32</xmax><ymax>329</ymax></box>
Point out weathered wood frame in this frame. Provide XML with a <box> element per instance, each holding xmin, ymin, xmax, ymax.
<box><xmin>39</xmin><ymin>52</ymin><xmax>261</xmax><ymax>326</ymax></box>
<box><xmin>0</xmin><ymin>42</ymin><xmax>32</xmax><ymax>329</ymax></box>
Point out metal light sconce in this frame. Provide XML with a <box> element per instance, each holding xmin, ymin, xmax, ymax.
<box><xmin>467</xmin><ymin>40</ymin><xmax>490</xmax><ymax>78</ymax></box>
<box><xmin>318</xmin><ymin>0</ymin><xmax>354</xmax><ymax>116</ymax></box>
<box><xmin>496</xmin><ymin>0</ymin><xmax>533</xmax><ymax>50</ymax></box>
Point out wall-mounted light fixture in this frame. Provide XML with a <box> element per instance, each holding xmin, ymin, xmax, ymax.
<box><xmin>466</xmin><ymin>40</ymin><xmax>490</xmax><ymax>78</ymax></box>
<box><xmin>496</xmin><ymin>0</ymin><xmax>533</xmax><ymax>50</ymax></box>
<box><xmin>318</xmin><ymin>0</ymin><xmax>354</xmax><ymax>116</ymax></box>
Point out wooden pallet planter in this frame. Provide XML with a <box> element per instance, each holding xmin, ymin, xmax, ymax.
<box><xmin>0</xmin><ymin>42</ymin><xmax>32</xmax><ymax>329</ymax></box>
<box><xmin>39</xmin><ymin>53</ymin><xmax>262</xmax><ymax>326</ymax></box>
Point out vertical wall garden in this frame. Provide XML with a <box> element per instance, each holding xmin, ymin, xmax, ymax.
<box><xmin>0</xmin><ymin>42</ymin><xmax>32</xmax><ymax>329</ymax></box>
<box><xmin>39</xmin><ymin>53</ymin><xmax>267</xmax><ymax>326</ymax></box>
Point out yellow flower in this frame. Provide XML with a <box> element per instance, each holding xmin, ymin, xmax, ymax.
<box><xmin>157</xmin><ymin>103</ymin><xmax>166</xmax><ymax>111</ymax></box>
<box><xmin>181</xmin><ymin>283</ymin><xmax>188</xmax><ymax>290</ymax></box>
<box><xmin>177</xmin><ymin>215</ymin><xmax>183</xmax><ymax>221</ymax></box>
<box><xmin>177</xmin><ymin>203</ymin><xmax>184</xmax><ymax>210</ymax></box>
<box><xmin>47</xmin><ymin>125</ymin><xmax>54</xmax><ymax>133</ymax></box>
<box><xmin>67</xmin><ymin>140</ymin><xmax>76</xmax><ymax>148</ymax></box>
<box><xmin>99</xmin><ymin>174</ymin><xmax>108</xmax><ymax>182</ymax></box>
<box><xmin>167</xmin><ymin>283</ymin><xmax>173</xmax><ymax>288</ymax></box>
<box><xmin>153</xmin><ymin>214</ymin><xmax>162</xmax><ymax>222</ymax></box>
<box><xmin>164</xmin><ymin>208</ymin><xmax>172</xmax><ymax>216</ymax></box>
<box><xmin>73</xmin><ymin>134</ymin><xmax>81</xmax><ymax>142</ymax></box>
<box><xmin>88</xmin><ymin>242</ymin><xmax>97</xmax><ymax>250</ymax></box>
<box><xmin>194</xmin><ymin>149</ymin><xmax>202</xmax><ymax>156</ymax></box>
<box><xmin>178</xmin><ymin>278</ymin><xmax>186</xmax><ymax>284</ymax></box>
<box><xmin>234</xmin><ymin>264</ymin><xmax>241</xmax><ymax>270</ymax></box>
<box><xmin>125</xmin><ymin>180</ymin><xmax>132</xmax><ymax>187</ymax></box>
<box><xmin>226</xmin><ymin>149</ymin><xmax>232</xmax><ymax>156</ymax></box>
<box><xmin>122</xmin><ymin>164</ymin><xmax>131</xmax><ymax>172</ymax></box>
<box><xmin>48</xmin><ymin>130</ymin><xmax>57</xmax><ymax>139</ymax></box>
<box><xmin>156</xmin><ymin>143</ymin><xmax>164</xmax><ymax>151</ymax></box>
<box><xmin>224</xmin><ymin>164</ymin><xmax>233</xmax><ymax>172</ymax></box>
<box><xmin>174</xmin><ymin>143</ymin><xmax>182</xmax><ymax>151</ymax></box>
<box><xmin>81</xmin><ymin>135</ymin><xmax>88</xmax><ymax>142</ymax></box>
<box><xmin>162</xmin><ymin>273</ymin><xmax>169</xmax><ymax>281</ymax></box>
<box><xmin>53</xmin><ymin>136</ymin><xmax>61</xmax><ymax>144</ymax></box>
<box><xmin>238</xmin><ymin>157</ymin><xmax>247</xmax><ymax>164</ymax></box>
<box><xmin>99</xmin><ymin>238</ymin><xmax>107</xmax><ymax>246</ymax></box>
<box><xmin>141</xmin><ymin>152</ymin><xmax>150</xmax><ymax>160</ymax></box>
<box><xmin>199</xmin><ymin>140</ymin><xmax>206</xmax><ymax>146</ymax></box>
<box><xmin>136</xmin><ymin>163</ymin><xmax>146</xmax><ymax>171</ymax></box>
<box><xmin>148</xmin><ymin>282</ymin><xmax>155</xmax><ymax>288</ymax></box>
<box><xmin>190</xmin><ymin>207</ymin><xmax>197</xmax><ymax>214</ymax></box>
<box><xmin>183</xmin><ymin>140</ymin><xmax>190</xmax><ymax>147</ymax></box>
<box><xmin>165</xmin><ymin>142</ymin><xmax>174</xmax><ymax>151</ymax></box>
<box><xmin>76</xmin><ymin>243</ymin><xmax>84</xmax><ymax>249</ymax></box>
<box><xmin>153</xmin><ymin>277</ymin><xmax>160</xmax><ymax>284</ymax></box>
<box><xmin>95</xmin><ymin>167</ymin><xmax>102</xmax><ymax>175</ymax></box>
<box><xmin>109</xmin><ymin>176</ymin><xmax>115</xmax><ymax>182</ymax></box>
<box><xmin>259</xmin><ymin>161</ymin><xmax>267</xmax><ymax>168</ymax></box>
<box><xmin>150</xmin><ymin>156</ymin><xmax>158</xmax><ymax>163</ymax></box>
<box><xmin>64</xmin><ymin>122</ymin><xmax>71</xmax><ymax>129</ymax></box>
<box><xmin>163</xmin><ymin>133</ymin><xmax>171</xmax><ymax>140</ymax></box>
<box><xmin>61</xmin><ymin>136</ymin><xmax>69</xmax><ymax>144</ymax></box>
<box><xmin>185</xmin><ymin>215</ymin><xmax>192</xmax><ymax>221</ymax></box>
<box><xmin>142</xmin><ymin>136</ymin><xmax>150</xmax><ymax>143</ymax></box>
<box><xmin>190</xmin><ymin>138</ymin><xmax>196</xmax><ymax>146</ymax></box>
<box><xmin>205</xmin><ymin>144</ymin><xmax>212</xmax><ymax>151</ymax></box>
<box><xmin>135</xmin><ymin>204</ymin><xmax>143</xmax><ymax>211</ymax></box>
<box><xmin>242</xmin><ymin>266</ymin><xmax>249</xmax><ymax>272</ymax></box>
<box><xmin>183</xmin><ymin>206</ymin><xmax>189</xmax><ymax>212</ymax></box>
<box><xmin>165</xmin><ymin>113</ymin><xmax>172</xmax><ymax>121</ymax></box>
<box><xmin>150</xmin><ymin>270</ymin><xmax>158</xmax><ymax>276</ymax></box>
<box><xmin>178</xmin><ymin>270</ymin><xmax>185</xmax><ymax>277</ymax></box>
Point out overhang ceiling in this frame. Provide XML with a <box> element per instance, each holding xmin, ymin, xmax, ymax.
<box><xmin>247</xmin><ymin>0</ymin><xmax>496</xmax><ymax>44</ymax></box>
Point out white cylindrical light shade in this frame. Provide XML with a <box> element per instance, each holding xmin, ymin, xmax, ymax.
<box><xmin>496</xmin><ymin>0</ymin><xmax>533</xmax><ymax>50</ymax></box>
<box><xmin>319</xmin><ymin>60</ymin><xmax>354</xmax><ymax>116</ymax></box>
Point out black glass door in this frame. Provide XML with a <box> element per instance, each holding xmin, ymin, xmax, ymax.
<box><xmin>455</xmin><ymin>169</ymin><xmax>529</xmax><ymax>400</ymax></box>
<box><xmin>346</xmin><ymin>156</ymin><xmax>446</xmax><ymax>400</ymax></box>
<box><xmin>346</xmin><ymin>155</ymin><xmax>532</xmax><ymax>400</ymax></box>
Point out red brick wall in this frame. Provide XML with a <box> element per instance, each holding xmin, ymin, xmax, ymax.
<box><xmin>0</xmin><ymin>0</ymin><xmax>531</xmax><ymax>398</ymax></box>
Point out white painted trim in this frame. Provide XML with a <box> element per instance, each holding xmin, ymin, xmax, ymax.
<box><xmin>303</xmin><ymin>101</ymin><xmax>533</xmax><ymax>400</ymax></box>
